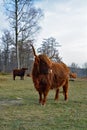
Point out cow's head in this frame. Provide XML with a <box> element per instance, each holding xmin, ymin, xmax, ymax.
<box><xmin>31</xmin><ymin>44</ymin><xmax>52</xmax><ymax>74</ymax></box>
<box><xmin>21</xmin><ymin>68</ymin><xmax>28</xmax><ymax>71</ymax></box>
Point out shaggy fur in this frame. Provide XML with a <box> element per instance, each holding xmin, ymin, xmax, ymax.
<box><xmin>70</xmin><ymin>73</ymin><xmax>77</xmax><ymax>79</ymax></box>
<box><xmin>31</xmin><ymin>44</ymin><xmax>70</xmax><ymax>105</ymax></box>
<box><xmin>69</xmin><ymin>72</ymin><xmax>77</xmax><ymax>81</ymax></box>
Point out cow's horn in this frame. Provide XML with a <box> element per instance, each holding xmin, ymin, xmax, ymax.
<box><xmin>30</xmin><ymin>44</ymin><xmax>37</xmax><ymax>57</ymax></box>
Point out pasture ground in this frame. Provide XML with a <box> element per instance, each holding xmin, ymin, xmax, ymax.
<box><xmin>0</xmin><ymin>75</ymin><xmax>87</xmax><ymax>130</ymax></box>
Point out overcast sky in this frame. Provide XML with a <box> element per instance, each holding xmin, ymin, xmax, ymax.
<box><xmin>35</xmin><ymin>0</ymin><xmax>87</xmax><ymax>67</ymax></box>
<box><xmin>0</xmin><ymin>0</ymin><xmax>87</xmax><ymax>67</ymax></box>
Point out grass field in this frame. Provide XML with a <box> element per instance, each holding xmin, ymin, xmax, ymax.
<box><xmin>0</xmin><ymin>75</ymin><xmax>87</xmax><ymax>130</ymax></box>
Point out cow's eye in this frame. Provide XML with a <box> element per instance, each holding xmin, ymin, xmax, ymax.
<box><xmin>42</xmin><ymin>62</ymin><xmax>45</xmax><ymax>65</ymax></box>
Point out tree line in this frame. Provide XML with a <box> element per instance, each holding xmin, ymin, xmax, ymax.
<box><xmin>0</xmin><ymin>30</ymin><xmax>61</xmax><ymax>73</ymax></box>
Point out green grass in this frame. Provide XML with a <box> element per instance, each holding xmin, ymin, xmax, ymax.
<box><xmin>0</xmin><ymin>75</ymin><xmax>87</xmax><ymax>130</ymax></box>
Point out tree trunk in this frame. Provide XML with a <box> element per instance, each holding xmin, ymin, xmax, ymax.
<box><xmin>15</xmin><ymin>0</ymin><xmax>20</xmax><ymax>69</ymax></box>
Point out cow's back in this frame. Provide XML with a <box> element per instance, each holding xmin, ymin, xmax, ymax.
<box><xmin>50</xmin><ymin>62</ymin><xmax>69</xmax><ymax>88</ymax></box>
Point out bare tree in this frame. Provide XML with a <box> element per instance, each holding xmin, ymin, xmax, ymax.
<box><xmin>83</xmin><ymin>62</ymin><xmax>87</xmax><ymax>68</ymax></box>
<box><xmin>4</xmin><ymin>0</ymin><xmax>43</xmax><ymax>68</ymax></box>
<box><xmin>1</xmin><ymin>30</ymin><xmax>14</xmax><ymax>72</ymax></box>
<box><xmin>83</xmin><ymin>62</ymin><xmax>87</xmax><ymax>76</ymax></box>
<box><xmin>37</xmin><ymin>37</ymin><xmax>61</xmax><ymax>62</ymax></box>
<box><xmin>69</xmin><ymin>62</ymin><xmax>79</xmax><ymax>75</ymax></box>
<box><xmin>70</xmin><ymin>62</ymin><xmax>78</xmax><ymax>68</ymax></box>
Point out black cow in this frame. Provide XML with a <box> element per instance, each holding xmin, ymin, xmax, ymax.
<box><xmin>13</xmin><ymin>68</ymin><xmax>28</xmax><ymax>80</ymax></box>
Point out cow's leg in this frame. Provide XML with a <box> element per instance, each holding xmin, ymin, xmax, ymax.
<box><xmin>39</xmin><ymin>92</ymin><xmax>42</xmax><ymax>104</ymax></box>
<box><xmin>63</xmin><ymin>79</ymin><xmax>68</xmax><ymax>101</ymax></box>
<box><xmin>55</xmin><ymin>88</ymin><xmax>59</xmax><ymax>101</ymax></box>
<box><xmin>22</xmin><ymin>76</ymin><xmax>24</xmax><ymax>80</ymax></box>
<box><xmin>42</xmin><ymin>89</ymin><xmax>49</xmax><ymax>105</ymax></box>
<box><xmin>13</xmin><ymin>75</ymin><xmax>15</xmax><ymax>80</ymax></box>
<box><xmin>20</xmin><ymin>76</ymin><xmax>23</xmax><ymax>80</ymax></box>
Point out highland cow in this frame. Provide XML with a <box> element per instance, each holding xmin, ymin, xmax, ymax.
<box><xmin>70</xmin><ymin>73</ymin><xmax>77</xmax><ymax>79</ymax></box>
<box><xmin>69</xmin><ymin>72</ymin><xmax>77</xmax><ymax>81</ymax></box>
<box><xmin>13</xmin><ymin>68</ymin><xmax>28</xmax><ymax>80</ymax></box>
<box><xmin>31</xmin><ymin>44</ymin><xmax>70</xmax><ymax>105</ymax></box>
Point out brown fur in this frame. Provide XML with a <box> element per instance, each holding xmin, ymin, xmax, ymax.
<box><xmin>70</xmin><ymin>73</ymin><xmax>77</xmax><ymax>79</ymax></box>
<box><xmin>13</xmin><ymin>68</ymin><xmax>28</xmax><ymax>80</ymax></box>
<box><xmin>69</xmin><ymin>72</ymin><xmax>77</xmax><ymax>81</ymax></box>
<box><xmin>31</xmin><ymin>44</ymin><xmax>70</xmax><ymax>105</ymax></box>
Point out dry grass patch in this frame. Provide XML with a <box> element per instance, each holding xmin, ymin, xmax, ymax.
<box><xmin>0</xmin><ymin>75</ymin><xmax>87</xmax><ymax>130</ymax></box>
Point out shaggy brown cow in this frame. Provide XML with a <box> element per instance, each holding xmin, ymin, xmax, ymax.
<box><xmin>31</xmin><ymin>44</ymin><xmax>70</xmax><ymax>105</ymax></box>
<box><xmin>13</xmin><ymin>68</ymin><xmax>28</xmax><ymax>80</ymax></box>
<box><xmin>70</xmin><ymin>73</ymin><xmax>77</xmax><ymax>79</ymax></box>
<box><xmin>69</xmin><ymin>72</ymin><xmax>77</xmax><ymax>81</ymax></box>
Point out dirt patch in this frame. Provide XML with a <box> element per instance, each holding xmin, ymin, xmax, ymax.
<box><xmin>0</xmin><ymin>98</ymin><xmax>23</xmax><ymax>106</ymax></box>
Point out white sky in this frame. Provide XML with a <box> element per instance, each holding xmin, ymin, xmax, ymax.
<box><xmin>0</xmin><ymin>0</ymin><xmax>87</xmax><ymax>67</ymax></box>
<box><xmin>35</xmin><ymin>0</ymin><xmax>87</xmax><ymax>67</ymax></box>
